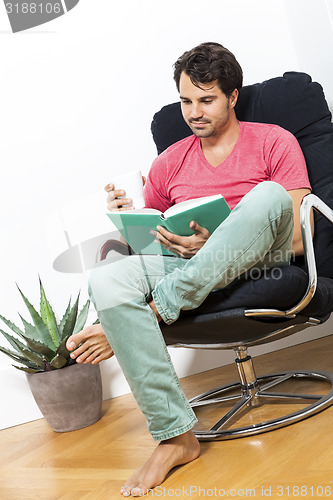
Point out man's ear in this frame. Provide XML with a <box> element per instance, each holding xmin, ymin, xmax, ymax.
<box><xmin>229</xmin><ymin>89</ymin><xmax>239</xmax><ymax>109</ymax></box>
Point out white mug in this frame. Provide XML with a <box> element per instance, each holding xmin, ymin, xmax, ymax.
<box><xmin>111</xmin><ymin>169</ymin><xmax>145</xmax><ymax>209</ymax></box>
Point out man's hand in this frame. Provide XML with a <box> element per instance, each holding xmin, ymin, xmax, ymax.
<box><xmin>152</xmin><ymin>221</ymin><xmax>211</xmax><ymax>258</ymax></box>
<box><xmin>105</xmin><ymin>176</ymin><xmax>146</xmax><ymax>211</ymax></box>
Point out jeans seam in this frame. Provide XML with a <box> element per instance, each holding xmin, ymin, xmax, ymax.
<box><xmin>143</xmin><ymin>297</ymin><xmax>197</xmax><ymax>422</ymax></box>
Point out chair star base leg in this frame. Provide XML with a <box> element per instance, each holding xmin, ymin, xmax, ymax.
<box><xmin>189</xmin><ymin>349</ymin><xmax>333</xmax><ymax>441</ymax></box>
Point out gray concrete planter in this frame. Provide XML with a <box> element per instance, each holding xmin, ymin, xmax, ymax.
<box><xmin>26</xmin><ymin>363</ymin><xmax>102</xmax><ymax>432</ymax></box>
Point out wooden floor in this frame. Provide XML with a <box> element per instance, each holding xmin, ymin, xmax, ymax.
<box><xmin>1</xmin><ymin>336</ymin><xmax>333</xmax><ymax>499</ymax></box>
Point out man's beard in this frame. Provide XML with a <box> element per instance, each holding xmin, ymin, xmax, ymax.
<box><xmin>188</xmin><ymin>102</ymin><xmax>230</xmax><ymax>138</ymax></box>
<box><xmin>189</xmin><ymin>122</ymin><xmax>214</xmax><ymax>138</ymax></box>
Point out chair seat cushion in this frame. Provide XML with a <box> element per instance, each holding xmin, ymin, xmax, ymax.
<box><xmin>161</xmin><ymin>266</ymin><xmax>333</xmax><ymax>345</ymax></box>
<box><xmin>180</xmin><ymin>265</ymin><xmax>333</xmax><ymax>318</ymax></box>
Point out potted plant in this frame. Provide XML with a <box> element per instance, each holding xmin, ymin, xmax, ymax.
<box><xmin>0</xmin><ymin>278</ymin><xmax>102</xmax><ymax>432</ymax></box>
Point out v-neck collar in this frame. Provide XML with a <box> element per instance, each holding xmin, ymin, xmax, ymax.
<box><xmin>196</xmin><ymin>121</ymin><xmax>244</xmax><ymax>173</ymax></box>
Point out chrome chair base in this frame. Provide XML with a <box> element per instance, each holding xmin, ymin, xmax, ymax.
<box><xmin>190</xmin><ymin>349</ymin><xmax>333</xmax><ymax>441</ymax></box>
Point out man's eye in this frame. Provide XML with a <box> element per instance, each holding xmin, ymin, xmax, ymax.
<box><xmin>203</xmin><ymin>100</ymin><xmax>213</xmax><ymax>104</ymax></box>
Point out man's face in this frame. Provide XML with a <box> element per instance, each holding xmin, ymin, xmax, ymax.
<box><xmin>179</xmin><ymin>72</ymin><xmax>236</xmax><ymax>139</ymax></box>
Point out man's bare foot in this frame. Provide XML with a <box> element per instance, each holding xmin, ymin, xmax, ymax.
<box><xmin>66</xmin><ymin>324</ymin><xmax>114</xmax><ymax>364</ymax></box>
<box><xmin>120</xmin><ymin>430</ymin><xmax>200</xmax><ymax>497</ymax></box>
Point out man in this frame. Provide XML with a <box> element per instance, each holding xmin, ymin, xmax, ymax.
<box><xmin>67</xmin><ymin>42</ymin><xmax>312</xmax><ymax>496</ymax></box>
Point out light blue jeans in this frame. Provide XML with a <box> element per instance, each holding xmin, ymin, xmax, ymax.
<box><xmin>88</xmin><ymin>182</ymin><xmax>294</xmax><ymax>441</ymax></box>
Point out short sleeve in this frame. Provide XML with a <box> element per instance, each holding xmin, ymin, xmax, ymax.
<box><xmin>265</xmin><ymin>127</ymin><xmax>312</xmax><ymax>191</ymax></box>
<box><xmin>143</xmin><ymin>155</ymin><xmax>173</xmax><ymax>211</ymax></box>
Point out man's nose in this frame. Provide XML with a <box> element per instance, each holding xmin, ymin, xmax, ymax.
<box><xmin>190</xmin><ymin>103</ymin><xmax>204</xmax><ymax>119</ymax></box>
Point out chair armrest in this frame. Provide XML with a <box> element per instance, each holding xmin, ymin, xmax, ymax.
<box><xmin>245</xmin><ymin>193</ymin><xmax>333</xmax><ymax>319</ymax></box>
<box><xmin>97</xmin><ymin>239</ymin><xmax>133</xmax><ymax>261</ymax></box>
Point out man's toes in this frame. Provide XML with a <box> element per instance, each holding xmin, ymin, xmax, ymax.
<box><xmin>131</xmin><ymin>485</ymin><xmax>146</xmax><ymax>497</ymax></box>
<box><xmin>66</xmin><ymin>338</ymin><xmax>75</xmax><ymax>351</ymax></box>
<box><xmin>120</xmin><ymin>485</ymin><xmax>146</xmax><ymax>497</ymax></box>
<box><xmin>75</xmin><ymin>347</ymin><xmax>94</xmax><ymax>363</ymax></box>
<box><xmin>66</xmin><ymin>334</ymin><xmax>80</xmax><ymax>351</ymax></box>
<box><xmin>121</xmin><ymin>478</ymin><xmax>144</xmax><ymax>497</ymax></box>
<box><xmin>120</xmin><ymin>486</ymin><xmax>131</xmax><ymax>497</ymax></box>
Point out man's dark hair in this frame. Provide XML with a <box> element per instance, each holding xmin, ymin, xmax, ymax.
<box><xmin>173</xmin><ymin>42</ymin><xmax>243</xmax><ymax>97</ymax></box>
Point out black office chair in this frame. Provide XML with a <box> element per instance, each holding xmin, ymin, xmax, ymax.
<box><xmin>100</xmin><ymin>72</ymin><xmax>333</xmax><ymax>440</ymax></box>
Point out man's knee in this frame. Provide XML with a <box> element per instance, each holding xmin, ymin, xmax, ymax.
<box><xmin>88</xmin><ymin>256</ymin><xmax>153</xmax><ymax>311</ymax></box>
<box><xmin>89</xmin><ymin>256</ymin><xmax>137</xmax><ymax>286</ymax></box>
<box><xmin>88</xmin><ymin>257</ymin><xmax>133</xmax><ymax>309</ymax></box>
<box><xmin>253</xmin><ymin>181</ymin><xmax>293</xmax><ymax>213</ymax></box>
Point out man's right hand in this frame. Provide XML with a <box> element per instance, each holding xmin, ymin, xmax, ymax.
<box><xmin>105</xmin><ymin>176</ymin><xmax>146</xmax><ymax>211</ymax></box>
<box><xmin>105</xmin><ymin>183</ymin><xmax>134</xmax><ymax>211</ymax></box>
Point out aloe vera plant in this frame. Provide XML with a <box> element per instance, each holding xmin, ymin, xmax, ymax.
<box><xmin>0</xmin><ymin>279</ymin><xmax>91</xmax><ymax>373</ymax></box>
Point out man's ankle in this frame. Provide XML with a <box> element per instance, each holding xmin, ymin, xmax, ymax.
<box><xmin>148</xmin><ymin>300</ymin><xmax>162</xmax><ymax>323</ymax></box>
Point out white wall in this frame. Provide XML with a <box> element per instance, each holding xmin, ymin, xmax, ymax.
<box><xmin>284</xmin><ymin>0</ymin><xmax>333</xmax><ymax>109</ymax></box>
<box><xmin>0</xmin><ymin>0</ymin><xmax>332</xmax><ymax>430</ymax></box>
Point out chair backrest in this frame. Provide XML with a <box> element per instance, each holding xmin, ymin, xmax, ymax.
<box><xmin>151</xmin><ymin>72</ymin><xmax>333</xmax><ymax>279</ymax></box>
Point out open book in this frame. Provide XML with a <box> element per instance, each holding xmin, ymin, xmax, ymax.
<box><xmin>107</xmin><ymin>194</ymin><xmax>231</xmax><ymax>256</ymax></box>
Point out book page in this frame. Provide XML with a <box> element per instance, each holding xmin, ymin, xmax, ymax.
<box><xmin>163</xmin><ymin>194</ymin><xmax>222</xmax><ymax>218</ymax></box>
<box><xmin>120</xmin><ymin>208</ymin><xmax>161</xmax><ymax>215</ymax></box>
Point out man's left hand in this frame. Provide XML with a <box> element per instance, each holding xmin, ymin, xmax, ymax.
<box><xmin>152</xmin><ymin>221</ymin><xmax>211</xmax><ymax>258</ymax></box>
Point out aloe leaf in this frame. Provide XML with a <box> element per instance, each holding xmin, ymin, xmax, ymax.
<box><xmin>0</xmin><ymin>328</ymin><xmax>26</xmax><ymax>356</ymax></box>
<box><xmin>50</xmin><ymin>353</ymin><xmax>68</xmax><ymax>369</ymax></box>
<box><xmin>19</xmin><ymin>314</ymin><xmax>39</xmax><ymax>340</ymax></box>
<box><xmin>56</xmin><ymin>336</ymin><xmax>71</xmax><ymax>360</ymax></box>
<box><xmin>0</xmin><ymin>345</ymin><xmax>40</xmax><ymax>369</ymax></box>
<box><xmin>19</xmin><ymin>316</ymin><xmax>56</xmax><ymax>358</ymax></box>
<box><xmin>0</xmin><ymin>314</ymin><xmax>25</xmax><ymax>339</ymax></box>
<box><xmin>0</xmin><ymin>328</ymin><xmax>54</xmax><ymax>361</ymax></box>
<box><xmin>61</xmin><ymin>293</ymin><xmax>80</xmax><ymax>340</ymax></box>
<box><xmin>73</xmin><ymin>299</ymin><xmax>90</xmax><ymax>336</ymax></box>
<box><xmin>13</xmin><ymin>365</ymin><xmax>41</xmax><ymax>374</ymax></box>
<box><xmin>39</xmin><ymin>279</ymin><xmax>60</xmax><ymax>346</ymax></box>
<box><xmin>59</xmin><ymin>300</ymin><xmax>71</xmax><ymax>337</ymax></box>
<box><xmin>0</xmin><ymin>345</ymin><xmax>26</xmax><ymax>362</ymax></box>
<box><xmin>21</xmin><ymin>349</ymin><xmax>44</xmax><ymax>367</ymax></box>
<box><xmin>0</xmin><ymin>329</ymin><xmax>45</xmax><ymax>368</ymax></box>
<box><xmin>15</xmin><ymin>343</ymin><xmax>44</xmax><ymax>368</ymax></box>
<box><xmin>24</xmin><ymin>338</ymin><xmax>55</xmax><ymax>361</ymax></box>
<box><xmin>17</xmin><ymin>285</ymin><xmax>57</xmax><ymax>350</ymax></box>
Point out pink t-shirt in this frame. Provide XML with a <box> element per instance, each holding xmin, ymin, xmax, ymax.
<box><xmin>144</xmin><ymin>121</ymin><xmax>311</xmax><ymax>211</ymax></box>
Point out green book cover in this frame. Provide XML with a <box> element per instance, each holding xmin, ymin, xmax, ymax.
<box><xmin>107</xmin><ymin>194</ymin><xmax>231</xmax><ymax>256</ymax></box>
